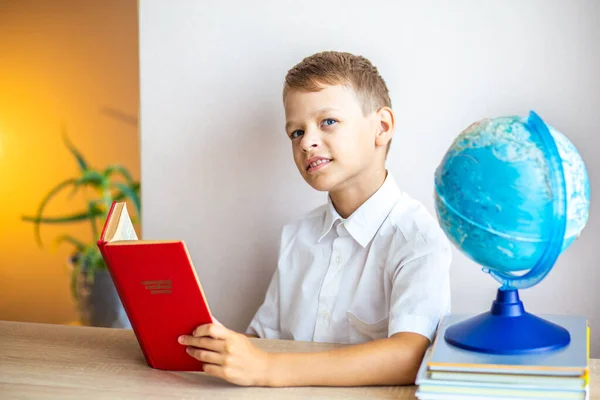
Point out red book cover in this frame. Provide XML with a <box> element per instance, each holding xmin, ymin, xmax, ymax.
<box><xmin>97</xmin><ymin>202</ymin><xmax>213</xmax><ymax>371</ymax></box>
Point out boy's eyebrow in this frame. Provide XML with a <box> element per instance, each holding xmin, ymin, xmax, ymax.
<box><xmin>315</xmin><ymin>107</ymin><xmax>340</xmax><ymax>114</ymax></box>
<box><xmin>285</xmin><ymin>120</ymin><xmax>295</xmax><ymax>132</ymax></box>
<box><xmin>285</xmin><ymin>107</ymin><xmax>341</xmax><ymax>131</ymax></box>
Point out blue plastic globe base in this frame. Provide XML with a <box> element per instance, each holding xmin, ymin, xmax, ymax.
<box><xmin>444</xmin><ymin>289</ymin><xmax>570</xmax><ymax>355</ymax></box>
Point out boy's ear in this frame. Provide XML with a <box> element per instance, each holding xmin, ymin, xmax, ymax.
<box><xmin>375</xmin><ymin>106</ymin><xmax>395</xmax><ymax>148</ymax></box>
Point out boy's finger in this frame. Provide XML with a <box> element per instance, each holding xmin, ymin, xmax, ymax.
<box><xmin>192</xmin><ymin>323</ymin><xmax>229</xmax><ymax>340</ymax></box>
<box><xmin>186</xmin><ymin>347</ymin><xmax>225</xmax><ymax>365</ymax></box>
<box><xmin>178</xmin><ymin>335</ymin><xmax>225</xmax><ymax>353</ymax></box>
<box><xmin>203</xmin><ymin>363</ymin><xmax>227</xmax><ymax>381</ymax></box>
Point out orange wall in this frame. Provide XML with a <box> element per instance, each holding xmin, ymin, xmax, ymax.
<box><xmin>0</xmin><ymin>0</ymin><xmax>139</xmax><ymax>324</ymax></box>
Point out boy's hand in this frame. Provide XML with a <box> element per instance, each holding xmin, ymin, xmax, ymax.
<box><xmin>178</xmin><ymin>323</ymin><xmax>270</xmax><ymax>386</ymax></box>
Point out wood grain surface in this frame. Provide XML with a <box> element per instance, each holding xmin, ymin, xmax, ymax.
<box><xmin>1</xmin><ymin>320</ymin><xmax>418</xmax><ymax>399</ymax></box>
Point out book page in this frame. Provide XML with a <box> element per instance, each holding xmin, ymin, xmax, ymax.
<box><xmin>112</xmin><ymin>204</ymin><xmax>138</xmax><ymax>241</ymax></box>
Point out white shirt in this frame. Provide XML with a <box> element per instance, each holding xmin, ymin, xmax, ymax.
<box><xmin>246</xmin><ymin>172</ymin><xmax>452</xmax><ymax>344</ymax></box>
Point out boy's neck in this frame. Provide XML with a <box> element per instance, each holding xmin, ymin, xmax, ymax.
<box><xmin>329</xmin><ymin>166</ymin><xmax>387</xmax><ymax>219</ymax></box>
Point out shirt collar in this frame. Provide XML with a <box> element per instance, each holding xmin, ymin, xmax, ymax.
<box><xmin>318</xmin><ymin>172</ymin><xmax>402</xmax><ymax>248</ymax></box>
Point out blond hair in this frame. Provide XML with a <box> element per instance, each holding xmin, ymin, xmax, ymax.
<box><xmin>283</xmin><ymin>51</ymin><xmax>392</xmax><ymax>115</ymax></box>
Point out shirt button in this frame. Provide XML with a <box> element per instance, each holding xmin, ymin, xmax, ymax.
<box><xmin>335</xmin><ymin>255</ymin><xmax>342</xmax><ymax>264</ymax></box>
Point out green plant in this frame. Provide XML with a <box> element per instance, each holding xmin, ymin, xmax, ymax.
<box><xmin>22</xmin><ymin>131</ymin><xmax>140</xmax><ymax>300</ymax></box>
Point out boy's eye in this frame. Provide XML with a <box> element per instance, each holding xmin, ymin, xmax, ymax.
<box><xmin>290</xmin><ymin>130</ymin><xmax>304</xmax><ymax>139</ymax></box>
<box><xmin>322</xmin><ymin>118</ymin><xmax>337</xmax><ymax>127</ymax></box>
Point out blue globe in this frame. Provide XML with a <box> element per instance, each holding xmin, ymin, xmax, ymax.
<box><xmin>434</xmin><ymin>111</ymin><xmax>590</xmax><ymax>290</ymax></box>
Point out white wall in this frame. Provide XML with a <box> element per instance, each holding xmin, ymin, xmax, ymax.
<box><xmin>139</xmin><ymin>0</ymin><xmax>600</xmax><ymax>356</ymax></box>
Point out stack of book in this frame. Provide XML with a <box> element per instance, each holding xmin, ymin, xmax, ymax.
<box><xmin>416</xmin><ymin>314</ymin><xmax>590</xmax><ymax>400</ymax></box>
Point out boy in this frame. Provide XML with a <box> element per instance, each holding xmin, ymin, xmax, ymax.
<box><xmin>178</xmin><ymin>51</ymin><xmax>451</xmax><ymax>387</ymax></box>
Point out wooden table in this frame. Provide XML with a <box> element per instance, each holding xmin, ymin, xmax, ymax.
<box><xmin>2</xmin><ymin>321</ymin><xmax>598</xmax><ymax>399</ymax></box>
<box><xmin>0</xmin><ymin>320</ymin><xmax>416</xmax><ymax>399</ymax></box>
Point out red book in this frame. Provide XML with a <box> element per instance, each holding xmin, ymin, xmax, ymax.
<box><xmin>97</xmin><ymin>201</ymin><xmax>213</xmax><ymax>371</ymax></box>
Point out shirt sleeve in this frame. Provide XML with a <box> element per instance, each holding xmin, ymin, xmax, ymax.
<box><xmin>387</xmin><ymin>231</ymin><xmax>452</xmax><ymax>342</ymax></box>
<box><xmin>245</xmin><ymin>265</ymin><xmax>281</xmax><ymax>339</ymax></box>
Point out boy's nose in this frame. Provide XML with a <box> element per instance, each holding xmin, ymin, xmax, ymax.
<box><xmin>301</xmin><ymin>131</ymin><xmax>321</xmax><ymax>151</ymax></box>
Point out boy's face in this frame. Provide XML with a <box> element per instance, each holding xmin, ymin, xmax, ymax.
<box><xmin>284</xmin><ymin>84</ymin><xmax>388</xmax><ymax>193</ymax></box>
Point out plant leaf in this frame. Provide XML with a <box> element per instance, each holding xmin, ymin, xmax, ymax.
<box><xmin>28</xmin><ymin>178</ymin><xmax>78</xmax><ymax>248</ymax></box>
<box><xmin>76</xmin><ymin>170</ymin><xmax>105</xmax><ymax>188</ymax></box>
<box><xmin>62</xmin><ymin>128</ymin><xmax>88</xmax><ymax>172</ymax></box>
<box><xmin>22</xmin><ymin>208</ymin><xmax>103</xmax><ymax>224</ymax></box>
<box><xmin>92</xmin><ymin>249</ymin><xmax>106</xmax><ymax>269</ymax></box>
<box><xmin>54</xmin><ymin>235</ymin><xmax>86</xmax><ymax>251</ymax></box>
<box><xmin>70</xmin><ymin>259</ymin><xmax>80</xmax><ymax>302</ymax></box>
<box><xmin>88</xmin><ymin>201</ymin><xmax>98</xmax><ymax>241</ymax></box>
<box><xmin>81</xmin><ymin>250</ymin><xmax>96</xmax><ymax>284</ymax></box>
<box><xmin>111</xmin><ymin>182</ymin><xmax>141</xmax><ymax>215</ymax></box>
<box><xmin>104</xmin><ymin>164</ymin><xmax>134</xmax><ymax>184</ymax></box>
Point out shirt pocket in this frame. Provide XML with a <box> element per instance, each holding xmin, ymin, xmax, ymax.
<box><xmin>347</xmin><ymin>311</ymin><xmax>389</xmax><ymax>344</ymax></box>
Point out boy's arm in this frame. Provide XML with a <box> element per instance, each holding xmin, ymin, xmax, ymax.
<box><xmin>179</xmin><ymin>323</ymin><xmax>429</xmax><ymax>387</ymax></box>
<box><xmin>268</xmin><ymin>331</ymin><xmax>429</xmax><ymax>386</ymax></box>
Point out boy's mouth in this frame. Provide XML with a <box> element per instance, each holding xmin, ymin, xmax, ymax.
<box><xmin>305</xmin><ymin>157</ymin><xmax>332</xmax><ymax>172</ymax></box>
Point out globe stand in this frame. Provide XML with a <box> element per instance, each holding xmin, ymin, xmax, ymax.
<box><xmin>444</xmin><ymin>288</ymin><xmax>570</xmax><ymax>355</ymax></box>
